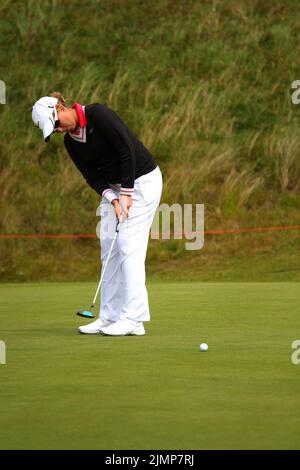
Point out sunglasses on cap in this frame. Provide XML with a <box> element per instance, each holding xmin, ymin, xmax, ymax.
<box><xmin>49</xmin><ymin>108</ymin><xmax>60</xmax><ymax>131</ymax></box>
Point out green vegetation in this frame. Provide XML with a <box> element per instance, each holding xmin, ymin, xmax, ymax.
<box><xmin>0</xmin><ymin>281</ymin><xmax>299</xmax><ymax>449</ymax></box>
<box><xmin>0</xmin><ymin>0</ymin><xmax>300</xmax><ymax>281</ymax></box>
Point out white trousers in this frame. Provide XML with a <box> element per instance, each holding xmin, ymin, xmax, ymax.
<box><xmin>99</xmin><ymin>166</ymin><xmax>163</xmax><ymax>323</ymax></box>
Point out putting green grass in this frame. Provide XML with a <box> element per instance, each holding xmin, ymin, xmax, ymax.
<box><xmin>0</xmin><ymin>282</ymin><xmax>299</xmax><ymax>450</ymax></box>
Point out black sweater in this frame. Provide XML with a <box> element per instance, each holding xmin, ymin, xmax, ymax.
<box><xmin>64</xmin><ymin>104</ymin><xmax>157</xmax><ymax>198</ymax></box>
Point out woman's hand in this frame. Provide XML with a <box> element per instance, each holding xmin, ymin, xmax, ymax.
<box><xmin>111</xmin><ymin>199</ymin><xmax>122</xmax><ymax>220</ymax></box>
<box><xmin>119</xmin><ymin>195</ymin><xmax>132</xmax><ymax>219</ymax></box>
<box><xmin>111</xmin><ymin>195</ymin><xmax>132</xmax><ymax>220</ymax></box>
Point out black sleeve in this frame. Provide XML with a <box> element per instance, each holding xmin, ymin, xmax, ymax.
<box><xmin>64</xmin><ymin>138</ymin><xmax>110</xmax><ymax>196</ymax></box>
<box><xmin>90</xmin><ymin>104</ymin><xmax>135</xmax><ymax>189</ymax></box>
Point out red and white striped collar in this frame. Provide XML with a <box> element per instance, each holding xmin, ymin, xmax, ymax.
<box><xmin>68</xmin><ymin>103</ymin><xmax>87</xmax><ymax>142</ymax></box>
<box><xmin>72</xmin><ymin>103</ymin><xmax>87</xmax><ymax>128</ymax></box>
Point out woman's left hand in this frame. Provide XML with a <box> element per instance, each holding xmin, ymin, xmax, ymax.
<box><xmin>119</xmin><ymin>195</ymin><xmax>132</xmax><ymax>218</ymax></box>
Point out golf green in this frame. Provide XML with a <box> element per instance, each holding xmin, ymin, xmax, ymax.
<box><xmin>0</xmin><ymin>282</ymin><xmax>299</xmax><ymax>449</ymax></box>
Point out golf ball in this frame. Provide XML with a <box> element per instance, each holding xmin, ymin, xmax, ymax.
<box><xmin>199</xmin><ymin>343</ymin><xmax>208</xmax><ymax>352</ymax></box>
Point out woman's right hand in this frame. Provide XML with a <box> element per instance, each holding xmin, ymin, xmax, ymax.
<box><xmin>111</xmin><ymin>199</ymin><xmax>122</xmax><ymax>220</ymax></box>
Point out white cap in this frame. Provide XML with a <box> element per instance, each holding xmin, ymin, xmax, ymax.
<box><xmin>32</xmin><ymin>96</ymin><xmax>59</xmax><ymax>142</ymax></box>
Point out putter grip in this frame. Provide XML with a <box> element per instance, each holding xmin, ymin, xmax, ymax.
<box><xmin>117</xmin><ymin>213</ymin><xmax>124</xmax><ymax>231</ymax></box>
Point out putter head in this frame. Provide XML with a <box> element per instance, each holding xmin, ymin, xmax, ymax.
<box><xmin>76</xmin><ymin>309</ymin><xmax>95</xmax><ymax>319</ymax></box>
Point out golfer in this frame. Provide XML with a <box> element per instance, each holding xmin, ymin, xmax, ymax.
<box><xmin>32</xmin><ymin>93</ymin><xmax>163</xmax><ymax>336</ymax></box>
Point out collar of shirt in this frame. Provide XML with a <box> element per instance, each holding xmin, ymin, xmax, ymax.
<box><xmin>72</xmin><ymin>102</ymin><xmax>87</xmax><ymax>130</ymax></box>
<box><xmin>68</xmin><ymin>103</ymin><xmax>87</xmax><ymax>142</ymax></box>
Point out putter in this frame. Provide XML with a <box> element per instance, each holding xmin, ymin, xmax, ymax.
<box><xmin>76</xmin><ymin>214</ymin><xmax>123</xmax><ymax>318</ymax></box>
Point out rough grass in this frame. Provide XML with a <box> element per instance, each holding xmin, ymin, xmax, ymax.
<box><xmin>0</xmin><ymin>0</ymin><xmax>300</xmax><ymax>281</ymax></box>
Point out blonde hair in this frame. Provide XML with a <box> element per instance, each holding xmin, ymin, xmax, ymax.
<box><xmin>50</xmin><ymin>91</ymin><xmax>69</xmax><ymax>108</ymax></box>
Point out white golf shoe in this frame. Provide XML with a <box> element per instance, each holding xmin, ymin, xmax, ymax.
<box><xmin>78</xmin><ymin>318</ymin><xmax>114</xmax><ymax>334</ymax></box>
<box><xmin>100</xmin><ymin>319</ymin><xmax>145</xmax><ymax>336</ymax></box>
